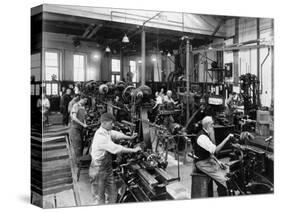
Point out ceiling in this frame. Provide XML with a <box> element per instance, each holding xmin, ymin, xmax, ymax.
<box><xmin>32</xmin><ymin>11</ymin><xmax>229</xmax><ymax>55</ymax></box>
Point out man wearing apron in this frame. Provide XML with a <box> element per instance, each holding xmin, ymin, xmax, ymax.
<box><xmin>69</xmin><ymin>95</ymin><xmax>88</xmax><ymax>164</ymax></box>
<box><xmin>89</xmin><ymin>113</ymin><xmax>141</xmax><ymax>204</ymax></box>
<box><xmin>193</xmin><ymin>116</ymin><xmax>234</xmax><ymax>196</ymax></box>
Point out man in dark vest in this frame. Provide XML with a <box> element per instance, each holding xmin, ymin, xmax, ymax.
<box><xmin>194</xmin><ymin>116</ymin><xmax>233</xmax><ymax>196</ymax></box>
<box><xmin>89</xmin><ymin>113</ymin><xmax>141</xmax><ymax>204</ymax></box>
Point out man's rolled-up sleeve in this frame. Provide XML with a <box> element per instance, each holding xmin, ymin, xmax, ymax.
<box><xmin>98</xmin><ymin>137</ymin><xmax>124</xmax><ymax>154</ymax></box>
<box><xmin>197</xmin><ymin>135</ymin><xmax>216</xmax><ymax>154</ymax></box>
<box><xmin>111</xmin><ymin>130</ymin><xmax>126</xmax><ymax>140</ymax></box>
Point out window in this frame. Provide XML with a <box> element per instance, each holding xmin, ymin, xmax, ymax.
<box><xmin>130</xmin><ymin>60</ymin><xmax>137</xmax><ymax>82</ymax></box>
<box><xmin>111</xmin><ymin>59</ymin><xmax>120</xmax><ymax>83</ymax></box>
<box><xmin>111</xmin><ymin>75</ymin><xmax>120</xmax><ymax>84</ymax></box>
<box><xmin>112</xmin><ymin>59</ymin><xmax>120</xmax><ymax>73</ymax></box>
<box><xmin>45</xmin><ymin>52</ymin><xmax>59</xmax><ymax>81</ymax></box>
<box><xmin>74</xmin><ymin>54</ymin><xmax>86</xmax><ymax>81</ymax></box>
<box><xmin>44</xmin><ymin>51</ymin><xmax>60</xmax><ymax>96</ymax></box>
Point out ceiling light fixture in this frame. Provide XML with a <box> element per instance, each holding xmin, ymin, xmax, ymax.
<box><xmin>122</xmin><ymin>34</ymin><xmax>130</xmax><ymax>43</ymax></box>
<box><xmin>105</xmin><ymin>46</ymin><xmax>111</xmax><ymax>52</ymax></box>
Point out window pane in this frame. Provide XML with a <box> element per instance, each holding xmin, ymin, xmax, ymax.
<box><xmin>45</xmin><ymin>52</ymin><xmax>58</xmax><ymax>66</ymax></box>
<box><xmin>52</xmin><ymin>84</ymin><xmax>58</xmax><ymax>95</ymax></box>
<box><xmin>35</xmin><ymin>85</ymin><xmax>40</xmax><ymax>95</ymax></box>
<box><xmin>74</xmin><ymin>54</ymin><xmax>85</xmax><ymax>81</ymax></box>
<box><xmin>116</xmin><ymin>75</ymin><xmax>120</xmax><ymax>82</ymax></box>
<box><xmin>45</xmin><ymin>51</ymin><xmax>59</xmax><ymax>81</ymax></box>
<box><xmin>45</xmin><ymin>67</ymin><xmax>59</xmax><ymax>80</ymax></box>
<box><xmin>46</xmin><ymin>84</ymin><xmax>51</xmax><ymax>95</ymax></box>
<box><xmin>130</xmin><ymin>60</ymin><xmax>137</xmax><ymax>82</ymax></box>
<box><xmin>112</xmin><ymin>59</ymin><xmax>120</xmax><ymax>73</ymax></box>
<box><xmin>31</xmin><ymin>85</ymin><xmax>35</xmax><ymax>95</ymax></box>
<box><xmin>111</xmin><ymin>75</ymin><xmax>115</xmax><ymax>84</ymax></box>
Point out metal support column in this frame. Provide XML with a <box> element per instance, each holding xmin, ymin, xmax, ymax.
<box><xmin>271</xmin><ymin>19</ymin><xmax>274</xmax><ymax>108</ymax></box>
<box><xmin>233</xmin><ymin>18</ymin><xmax>239</xmax><ymax>86</ymax></box>
<box><xmin>257</xmin><ymin>18</ymin><xmax>261</xmax><ymax>107</ymax></box>
<box><xmin>185</xmin><ymin>39</ymin><xmax>190</xmax><ymax>122</ymax></box>
<box><xmin>120</xmin><ymin>49</ymin><xmax>124</xmax><ymax>81</ymax></box>
<box><xmin>141</xmin><ymin>29</ymin><xmax>146</xmax><ymax>85</ymax></box>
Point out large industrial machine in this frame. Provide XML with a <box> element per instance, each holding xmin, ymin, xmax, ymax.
<box><xmin>77</xmin><ymin>73</ymin><xmax>273</xmax><ymax>200</ymax></box>
<box><xmin>226</xmin><ymin>134</ymin><xmax>274</xmax><ymax>195</ymax></box>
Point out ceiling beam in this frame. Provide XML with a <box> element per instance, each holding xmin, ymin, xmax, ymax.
<box><xmin>192</xmin><ymin>44</ymin><xmax>273</xmax><ymax>54</ymax></box>
<box><xmin>87</xmin><ymin>24</ymin><xmax>103</xmax><ymax>38</ymax></box>
<box><xmin>82</xmin><ymin>25</ymin><xmax>95</xmax><ymax>37</ymax></box>
<box><xmin>212</xmin><ymin>18</ymin><xmax>225</xmax><ymax>36</ymax></box>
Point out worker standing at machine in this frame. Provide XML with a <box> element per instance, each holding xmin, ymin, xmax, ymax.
<box><xmin>69</xmin><ymin>95</ymin><xmax>88</xmax><ymax>164</ymax></box>
<box><xmin>193</xmin><ymin>116</ymin><xmax>234</xmax><ymax>196</ymax></box>
<box><xmin>225</xmin><ymin>92</ymin><xmax>238</xmax><ymax>124</ymax></box>
<box><xmin>89</xmin><ymin>113</ymin><xmax>141</xmax><ymax>204</ymax></box>
<box><xmin>113</xmin><ymin>95</ymin><xmax>129</xmax><ymax>122</ymax></box>
<box><xmin>60</xmin><ymin>88</ymin><xmax>72</xmax><ymax>126</ymax></box>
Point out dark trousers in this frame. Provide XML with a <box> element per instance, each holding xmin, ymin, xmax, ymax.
<box><xmin>62</xmin><ymin>111</ymin><xmax>69</xmax><ymax>126</ymax></box>
<box><xmin>69</xmin><ymin>127</ymin><xmax>83</xmax><ymax>163</ymax></box>
<box><xmin>89</xmin><ymin>165</ymin><xmax>117</xmax><ymax>204</ymax></box>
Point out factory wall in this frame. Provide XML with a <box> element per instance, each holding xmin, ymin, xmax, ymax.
<box><xmin>41</xmin><ymin>32</ymin><xmax>102</xmax><ymax>82</ymax></box>
<box><xmin>223</xmin><ymin>18</ymin><xmax>273</xmax><ymax>107</ymax></box>
<box><xmin>122</xmin><ymin>54</ymin><xmax>174</xmax><ymax>83</ymax></box>
<box><xmin>31</xmin><ymin>53</ymin><xmax>41</xmax><ymax>81</ymax></box>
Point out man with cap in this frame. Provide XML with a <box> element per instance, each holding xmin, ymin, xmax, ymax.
<box><xmin>193</xmin><ymin>116</ymin><xmax>234</xmax><ymax>196</ymax></box>
<box><xmin>89</xmin><ymin>113</ymin><xmax>141</xmax><ymax>204</ymax></box>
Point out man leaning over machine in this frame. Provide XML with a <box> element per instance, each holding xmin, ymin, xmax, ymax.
<box><xmin>89</xmin><ymin>113</ymin><xmax>141</xmax><ymax>204</ymax></box>
<box><xmin>193</xmin><ymin>116</ymin><xmax>234</xmax><ymax>196</ymax></box>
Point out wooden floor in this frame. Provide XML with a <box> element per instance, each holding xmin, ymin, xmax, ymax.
<box><xmin>31</xmin><ymin>114</ymin><xmax>81</xmax><ymax>208</ymax></box>
<box><xmin>31</xmin><ymin>113</ymin><xmax>194</xmax><ymax>208</ymax></box>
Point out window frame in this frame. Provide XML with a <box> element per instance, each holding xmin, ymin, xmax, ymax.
<box><xmin>43</xmin><ymin>49</ymin><xmax>61</xmax><ymax>96</ymax></box>
<box><xmin>111</xmin><ymin>58</ymin><xmax>121</xmax><ymax>84</ymax></box>
<box><xmin>44</xmin><ymin>49</ymin><xmax>61</xmax><ymax>81</ymax></box>
<box><xmin>73</xmin><ymin>53</ymin><xmax>87</xmax><ymax>82</ymax></box>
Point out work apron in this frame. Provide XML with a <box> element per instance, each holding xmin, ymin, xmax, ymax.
<box><xmin>195</xmin><ymin>157</ymin><xmax>229</xmax><ymax>187</ymax></box>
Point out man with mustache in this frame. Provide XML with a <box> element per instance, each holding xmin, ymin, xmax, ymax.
<box><xmin>193</xmin><ymin>116</ymin><xmax>234</xmax><ymax>196</ymax></box>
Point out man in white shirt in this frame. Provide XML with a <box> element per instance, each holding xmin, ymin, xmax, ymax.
<box><xmin>37</xmin><ymin>93</ymin><xmax>50</xmax><ymax>125</ymax></box>
<box><xmin>89</xmin><ymin>113</ymin><xmax>141</xmax><ymax>204</ymax></box>
<box><xmin>193</xmin><ymin>116</ymin><xmax>233</xmax><ymax>196</ymax></box>
<box><xmin>153</xmin><ymin>91</ymin><xmax>163</xmax><ymax>109</ymax></box>
<box><xmin>163</xmin><ymin>90</ymin><xmax>178</xmax><ymax>105</ymax></box>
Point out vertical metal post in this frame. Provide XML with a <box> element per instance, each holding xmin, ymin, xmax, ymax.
<box><xmin>271</xmin><ymin>19</ymin><xmax>274</xmax><ymax>108</ymax></box>
<box><xmin>233</xmin><ymin>18</ymin><xmax>239</xmax><ymax>86</ymax></box>
<box><xmin>120</xmin><ymin>49</ymin><xmax>123</xmax><ymax>81</ymax></box>
<box><xmin>257</xmin><ymin>18</ymin><xmax>261</xmax><ymax>107</ymax></box>
<box><xmin>186</xmin><ymin>39</ymin><xmax>190</xmax><ymax>122</ymax></box>
<box><xmin>141</xmin><ymin>29</ymin><xmax>146</xmax><ymax>85</ymax></box>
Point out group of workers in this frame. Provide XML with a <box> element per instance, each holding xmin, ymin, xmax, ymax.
<box><xmin>38</xmin><ymin>84</ymin><xmax>235</xmax><ymax>203</ymax></box>
<box><xmin>153</xmin><ymin>88</ymin><xmax>178</xmax><ymax>109</ymax></box>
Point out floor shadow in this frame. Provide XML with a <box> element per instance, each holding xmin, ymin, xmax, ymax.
<box><xmin>18</xmin><ymin>194</ymin><xmax>30</xmax><ymax>204</ymax></box>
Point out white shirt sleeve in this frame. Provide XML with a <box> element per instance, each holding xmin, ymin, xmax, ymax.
<box><xmin>110</xmin><ymin>130</ymin><xmax>126</xmax><ymax>140</ymax></box>
<box><xmin>91</xmin><ymin>131</ymin><xmax>124</xmax><ymax>156</ymax></box>
<box><xmin>197</xmin><ymin>134</ymin><xmax>216</xmax><ymax>154</ymax></box>
<box><xmin>156</xmin><ymin>96</ymin><xmax>163</xmax><ymax>104</ymax></box>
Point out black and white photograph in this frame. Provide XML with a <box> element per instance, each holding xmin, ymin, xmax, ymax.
<box><xmin>30</xmin><ymin>2</ymin><xmax>274</xmax><ymax>209</ymax></box>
